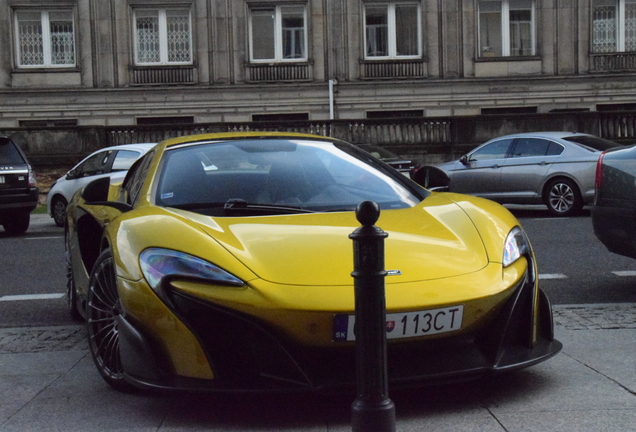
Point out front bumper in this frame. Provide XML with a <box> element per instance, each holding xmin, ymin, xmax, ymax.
<box><xmin>117</xmin><ymin>265</ymin><xmax>562</xmax><ymax>393</ymax></box>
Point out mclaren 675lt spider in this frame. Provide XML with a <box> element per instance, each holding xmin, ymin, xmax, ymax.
<box><xmin>65</xmin><ymin>132</ymin><xmax>561</xmax><ymax>392</ymax></box>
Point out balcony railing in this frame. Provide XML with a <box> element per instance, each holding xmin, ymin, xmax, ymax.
<box><xmin>590</xmin><ymin>52</ymin><xmax>636</xmax><ymax>73</ymax></box>
<box><xmin>130</xmin><ymin>66</ymin><xmax>197</xmax><ymax>85</ymax></box>
<box><xmin>246</xmin><ymin>63</ymin><xmax>312</xmax><ymax>82</ymax></box>
<box><xmin>360</xmin><ymin>60</ymin><xmax>426</xmax><ymax>79</ymax></box>
<box><xmin>599</xmin><ymin>112</ymin><xmax>636</xmax><ymax>140</ymax></box>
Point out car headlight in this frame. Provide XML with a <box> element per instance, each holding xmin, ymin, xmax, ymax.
<box><xmin>140</xmin><ymin>248</ymin><xmax>244</xmax><ymax>290</ymax></box>
<box><xmin>503</xmin><ymin>227</ymin><xmax>529</xmax><ymax>267</ymax></box>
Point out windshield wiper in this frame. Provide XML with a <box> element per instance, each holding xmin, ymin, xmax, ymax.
<box><xmin>168</xmin><ymin>199</ymin><xmax>317</xmax><ymax>215</ymax></box>
<box><xmin>223</xmin><ymin>198</ymin><xmax>316</xmax><ymax>215</ymax></box>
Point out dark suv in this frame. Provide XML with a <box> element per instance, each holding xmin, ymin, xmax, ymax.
<box><xmin>0</xmin><ymin>136</ymin><xmax>39</xmax><ymax>235</ymax></box>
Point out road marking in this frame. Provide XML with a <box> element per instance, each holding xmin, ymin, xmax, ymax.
<box><xmin>26</xmin><ymin>236</ymin><xmax>63</xmax><ymax>240</ymax></box>
<box><xmin>539</xmin><ymin>273</ymin><xmax>568</xmax><ymax>280</ymax></box>
<box><xmin>612</xmin><ymin>271</ymin><xmax>636</xmax><ymax>277</ymax></box>
<box><xmin>0</xmin><ymin>293</ymin><xmax>65</xmax><ymax>301</ymax></box>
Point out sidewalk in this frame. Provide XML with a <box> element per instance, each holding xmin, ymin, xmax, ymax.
<box><xmin>1</xmin><ymin>304</ymin><xmax>635</xmax><ymax>432</ymax></box>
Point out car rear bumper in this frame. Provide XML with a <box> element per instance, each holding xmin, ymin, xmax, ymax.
<box><xmin>0</xmin><ymin>187</ymin><xmax>39</xmax><ymax>212</ymax></box>
<box><xmin>592</xmin><ymin>205</ymin><xmax>636</xmax><ymax>259</ymax></box>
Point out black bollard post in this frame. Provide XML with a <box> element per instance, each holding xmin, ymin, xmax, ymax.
<box><xmin>349</xmin><ymin>201</ymin><xmax>396</xmax><ymax>432</ymax></box>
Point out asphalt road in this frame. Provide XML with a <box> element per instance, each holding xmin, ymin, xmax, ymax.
<box><xmin>0</xmin><ymin>207</ymin><xmax>635</xmax><ymax>328</ymax></box>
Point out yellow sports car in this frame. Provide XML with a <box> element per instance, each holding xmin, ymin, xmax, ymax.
<box><xmin>65</xmin><ymin>132</ymin><xmax>561</xmax><ymax>392</ymax></box>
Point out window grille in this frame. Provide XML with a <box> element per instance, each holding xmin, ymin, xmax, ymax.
<box><xmin>16</xmin><ymin>10</ymin><xmax>75</xmax><ymax>67</ymax></box>
<box><xmin>592</xmin><ymin>0</ymin><xmax>636</xmax><ymax>53</ymax></box>
<box><xmin>134</xmin><ymin>9</ymin><xmax>192</xmax><ymax>65</ymax></box>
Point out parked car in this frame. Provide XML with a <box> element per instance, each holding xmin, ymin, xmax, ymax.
<box><xmin>592</xmin><ymin>144</ymin><xmax>636</xmax><ymax>259</ymax></box>
<box><xmin>66</xmin><ymin>131</ymin><xmax>560</xmax><ymax>393</ymax></box>
<box><xmin>47</xmin><ymin>143</ymin><xmax>155</xmax><ymax>227</ymax></box>
<box><xmin>356</xmin><ymin>144</ymin><xmax>415</xmax><ymax>173</ymax></box>
<box><xmin>435</xmin><ymin>132</ymin><xmax>622</xmax><ymax>216</ymax></box>
<box><xmin>0</xmin><ymin>135</ymin><xmax>39</xmax><ymax>235</ymax></box>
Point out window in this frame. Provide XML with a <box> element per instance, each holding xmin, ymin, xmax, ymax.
<box><xmin>137</xmin><ymin>116</ymin><xmax>194</xmax><ymax>125</ymax></box>
<box><xmin>134</xmin><ymin>8</ymin><xmax>192</xmax><ymax>65</ymax></box>
<box><xmin>364</xmin><ymin>3</ymin><xmax>421</xmax><ymax>59</ymax></box>
<box><xmin>510</xmin><ymin>139</ymin><xmax>565</xmax><ymax>157</ymax></box>
<box><xmin>469</xmin><ymin>139</ymin><xmax>513</xmax><ymax>161</ymax></box>
<box><xmin>15</xmin><ymin>10</ymin><xmax>75</xmax><ymax>68</ymax></box>
<box><xmin>122</xmin><ymin>151</ymin><xmax>155</xmax><ymax>205</ymax></box>
<box><xmin>367</xmin><ymin>110</ymin><xmax>424</xmax><ymax>119</ymax></box>
<box><xmin>111</xmin><ymin>151</ymin><xmax>144</xmax><ymax>171</ymax></box>
<box><xmin>478</xmin><ymin>0</ymin><xmax>535</xmax><ymax>57</ymax></box>
<box><xmin>77</xmin><ymin>151</ymin><xmax>114</xmax><ymax>177</ymax></box>
<box><xmin>250</xmin><ymin>5</ymin><xmax>307</xmax><ymax>62</ymax></box>
<box><xmin>252</xmin><ymin>113</ymin><xmax>309</xmax><ymax>122</ymax></box>
<box><xmin>593</xmin><ymin>0</ymin><xmax>636</xmax><ymax>53</ymax></box>
<box><xmin>19</xmin><ymin>119</ymin><xmax>78</xmax><ymax>127</ymax></box>
<box><xmin>481</xmin><ymin>106</ymin><xmax>537</xmax><ymax>114</ymax></box>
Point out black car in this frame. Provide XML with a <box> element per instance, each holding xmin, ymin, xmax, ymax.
<box><xmin>0</xmin><ymin>136</ymin><xmax>39</xmax><ymax>235</ymax></box>
<box><xmin>592</xmin><ymin>144</ymin><xmax>636</xmax><ymax>259</ymax></box>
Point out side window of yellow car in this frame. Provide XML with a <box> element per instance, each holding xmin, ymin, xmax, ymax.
<box><xmin>122</xmin><ymin>150</ymin><xmax>155</xmax><ymax>205</ymax></box>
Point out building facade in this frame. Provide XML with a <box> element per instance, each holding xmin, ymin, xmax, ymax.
<box><xmin>1</xmin><ymin>0</ymin><xmax>635</xmax><ymax>129</ymax></box>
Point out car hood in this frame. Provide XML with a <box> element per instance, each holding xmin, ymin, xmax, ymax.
<box><xmin>182</xmin><ymin>195</ymin><xmax>489</xmax><ymax>286</ymax></box>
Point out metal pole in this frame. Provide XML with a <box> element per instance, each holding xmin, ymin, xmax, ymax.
<box><xmin>349</xmin><ymin>201</ymin><xmax>396</xmax><ymax>432</ymax></box>
<box><xmin>329</xmin><ymin>79</ymin><xmax>335</xmax><ymax>120</ymax></box>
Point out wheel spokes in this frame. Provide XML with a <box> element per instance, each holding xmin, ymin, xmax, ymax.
<box><xmin>87</xmin><ymin>256</ymin><xmax>124</xmax><ymax>379</ymax></box>
<box><xmin>549</xmin><ymin>184</ymin><xmax>574</xmax><ymax>212</ymax></box>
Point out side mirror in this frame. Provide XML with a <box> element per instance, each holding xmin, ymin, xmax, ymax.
<box><xmin>410</xmin><ymin>166</ymin><xmax>450</xmax><ymax>191</ymax></box>
<box><xmin>81</xmin><ymin>177</ymin><xmax>110</xmax><ymax>202</ymax></box>
<box><xmin>81</xmin><ymin>177</ymin><xmax>133</xmax><ymax>213</ymax></box>
<box><xmin>459</xmin><ymin>155</ymin><xmax>469</xmax><ymax>165</ymax></box>
<box><xmin>66</xmin><ymin>169</ymin><xmax>78</xmax><ymax>180</ymax></box>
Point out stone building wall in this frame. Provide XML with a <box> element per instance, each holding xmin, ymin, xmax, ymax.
<box><xmin>0</xmin><ymin>0</ymin><xmax>634</xmax><ymax>133</ymax></box>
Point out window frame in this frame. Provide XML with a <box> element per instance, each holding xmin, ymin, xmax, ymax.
<box><xmin>132</xmin><ymin>7</ymin><xmax>193</xmax><ymax>66</ymax></box>
<box><xmin>477</xmin><ymin>0</ymin><xmax>536</xmax><ymax>58</ymax></box>
<box><xmin>592</xmin><ymin>0</ymin><xmax>636</xmax><ymax>53</ymax></box>
<box><xmin>248</xmin><ymin>4</ymin><xmax>309</xmax><ymax>63</ymax></box>
<box><xmin>13</xmin><ymin>9</ymin><xmax>77</xmax><ymax>69</ymax></box>
<box><xmin>363</xmin><ymin>2</ymin><xmax>422</xmax><ymax>60</ymax></box>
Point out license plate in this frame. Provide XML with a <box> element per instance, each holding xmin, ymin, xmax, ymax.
<box><xmin>0</xmin><ymin>176</ymin><xmax>4</xmax><ymax>184</ymax></box>
<box><xmin>333</xmin><ymin>305</ymin><xmax>463</xmax><ymax>341</ymax></box>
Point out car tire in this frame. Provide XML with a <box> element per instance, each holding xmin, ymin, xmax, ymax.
<box><xmin>65</xmin><ymin>227</ymin><xmax>84</xmax><ymax>322</ymax></box>
<box><xmin>2</xmin><ymin>211</ymin><xmax>30</xmax><ymax>235</ymax></box>
<box><xmin>544</xmin><ymin>178</ymin><xmax>582</xmax><ymax>217</ymax></box>
<box><xmin>87</xmin><ymin>248</ymin><xmax>136</xmax><ymax>392</ymax></box>
<box><xmin>51</xmin><ymin>196</ymin><xmax>68</xmax><ymax>227</ymax></box>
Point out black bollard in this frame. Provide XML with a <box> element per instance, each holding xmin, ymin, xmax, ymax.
<box><xmin>349</xmin><ymin>201</ymin><xmax>396</xmax><ymax>432</ymax></box>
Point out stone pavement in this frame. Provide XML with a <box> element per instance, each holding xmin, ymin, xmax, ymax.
<box><xmin>0</xmin><ymin>303</ymin><xmax>635</xmax><ymax>432</ymax></box>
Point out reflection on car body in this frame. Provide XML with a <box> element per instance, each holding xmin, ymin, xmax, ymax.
<box><xmin>65</xmin><ymin>132</ymin><xmax>560</xmax><ymax>393</ymax></box>
<box><xmin>356</xmin><ymin>144</ymin><xmax>415</xmax><ymax>173</ymax></box>
<box><xmin>436</xmin><ymin>132</ymin><xmax>621</xmax><ymax>216</ymax></box>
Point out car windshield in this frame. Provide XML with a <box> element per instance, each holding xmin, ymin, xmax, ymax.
<box><xmin>155</xmin><ymin>138</ymin><xmax>423</xmax><ymax>216</ymax></box>
<box><xmin>563</xmin><ymin>135</ymin><xmax>622</xmax><ymax>152</ymax></box>
<box><xmin>0</xmin><ymin>138</ymin><xmax>26</xmax><ymax>164</ymax></box>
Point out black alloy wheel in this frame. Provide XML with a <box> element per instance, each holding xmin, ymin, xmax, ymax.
<box><xmin>87</xmin><ymin>249</ymin><xmax>135</xmax><ymax>392</ymax></box>
<box><xmin>544</xmin><ymin>178</ymin><xmax>582</xmax><ymax>217</ymax></box>
<box><xmin>52</xmin><ymin>196</ymin><xmax>68</xmax><ymax>227</ymax></box>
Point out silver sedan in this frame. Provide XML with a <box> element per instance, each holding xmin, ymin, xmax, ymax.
<box><xmin>436</xmin><ymin>132</ymin><xmax>621</xmax><ymax>216</ymax></box>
